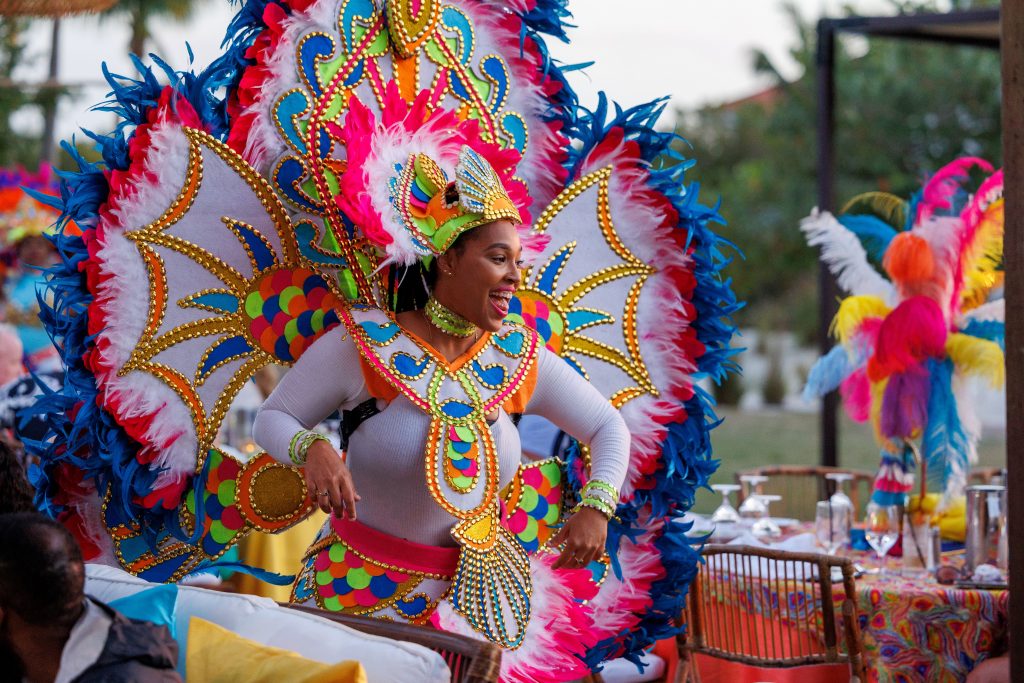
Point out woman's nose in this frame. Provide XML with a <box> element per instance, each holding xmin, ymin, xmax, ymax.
<box><xmin>508</xmin><ymin>264</ymin><xmax>522</xmax><ymax>284</ymax></box>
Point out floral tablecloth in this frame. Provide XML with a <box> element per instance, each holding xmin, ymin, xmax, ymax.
<box><xmin>700</xmin><ymin>522</ymin><xmax>1009</xmax><ymax>682</ymax></box>
<box><xmin>852</xmin><ymin>570</ymin><xmax>1008</xmax><ymax>682</ymax></box>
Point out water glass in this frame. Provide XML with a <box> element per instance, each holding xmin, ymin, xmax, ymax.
<box><xmin>738</xmin><ymin>475</ymin><xmax>769</xmax><ymax>519</ymax></box>
<box><xmin>815</xmin><ymin>500</ymin><xmax>849</xmax><ymax>555</ymax></box>
<box><xmin>865</xmin><ymin>503</ymin><xmax>901</xmax><ymax>574</ymax></box>
<box><xmin>824</xmin><ymin>472</ymin><xmax>856</xmax><ymax>531</ymax></box>
<box><xmin>710</xmin><ymin>484</ymin><xmax>741</xmax><ymax>524</ymax></box>
<box><xmin>750</xmin><ymin>494</ymin><xmax>782</xmax><ymax>539</ymax></box>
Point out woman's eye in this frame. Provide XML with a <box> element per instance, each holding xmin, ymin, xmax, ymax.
<box><xmin>492</xmin><ymin>256</ymin><xmax>506</xmax><ymax>264</ymax></box>
<box><xmin>515</xmin><ymin>260</ymin><xmax>525</xmax><ymax>268</ymax></box>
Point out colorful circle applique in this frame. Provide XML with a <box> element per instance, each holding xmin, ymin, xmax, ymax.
<box><xmin>506</xmin><ymin>290</ymin><xmax>565</xmax><ymax>354</ymax></box>
<box><xmin>243</xmin><ymin>267</ymin><xmax>343</xmax><ymax>362</ymax></box>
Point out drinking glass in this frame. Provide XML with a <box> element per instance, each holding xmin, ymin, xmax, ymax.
<box><xmin>710</xmin><ymin>484</ymin><xmax>742</xmax><ymax>524</ymax></box>
<box><xmin>751</xmin><ymin>494</ymin><xmax>782</xmax><ymax>539</ymax></box>
<box><xmin>865</xmin><ymin>503</ymin><xmax>901</xmax><ymax>574</ymax></box>
<box><xmin>824</xmin><ymin>472</ymin><xmax>856</xmax><ymax>533</ymax></box>
<box><xmin>738</xmin><ymin>475</ymin><xmax>769</xmax><ymax>520</ymax></box>
<box><xmin>815</xmin><ymin>500</ymin><xmax>850</xmax><ymax>555</ymax></box>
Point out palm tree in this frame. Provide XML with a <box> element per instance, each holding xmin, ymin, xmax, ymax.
<box><xmin>102</xmin><ymin>0</ymin><xmax>203</xmax><ymax>57</ymax></box>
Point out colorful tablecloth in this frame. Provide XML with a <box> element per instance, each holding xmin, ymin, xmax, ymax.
<box><xmin>853</xmin><ymin>571</ymin><xmax>1008</xmax><ymax>682</ymax></box>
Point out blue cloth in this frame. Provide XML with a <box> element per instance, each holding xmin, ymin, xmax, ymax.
<box><xmin>108</xmin><ymin>583</ymin><xmax>179</xmax><ymax>639</ymax></box>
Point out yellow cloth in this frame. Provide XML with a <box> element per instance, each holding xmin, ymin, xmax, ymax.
<box><xmin>186</xmin><ymin>617</ymin><xmax>367</xmax><ymax>683</ymax></box>
<box><xmin>235</xmin><ymin>512</ymin><xmax>326</xmax><ymax>601</ymax></box>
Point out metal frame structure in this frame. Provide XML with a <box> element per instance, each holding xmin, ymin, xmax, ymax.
<box><xmin>816</xmin><ymin>7</ymin><xmax>1019</xmax><ymax>676</ymax></box>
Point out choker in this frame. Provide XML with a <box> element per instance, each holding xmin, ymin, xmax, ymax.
<box><xmin>425</xmin><ymin>296</ymin><xmax>478</xmax><ymax>337</ymax></box>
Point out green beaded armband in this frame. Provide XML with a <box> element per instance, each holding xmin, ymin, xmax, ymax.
<box><xmin>581</xmin><ymin>480</ymin><xmax>619</xmax><ymax>506</ymax></box>
<box><xmin>289</xmin><ymin>430</ymin><xmax>330</xmax><ymax>466</ymax></box>
<box><xmin>571</xmin><ymin>496</ymin><xmax>615</xmax><ymax>520</ymax></box>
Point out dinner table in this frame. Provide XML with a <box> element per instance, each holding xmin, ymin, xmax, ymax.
<box><xmin>687</xmin><ymin>515</ymin><xmax>1010</xmax><ymax>682</ymax></box>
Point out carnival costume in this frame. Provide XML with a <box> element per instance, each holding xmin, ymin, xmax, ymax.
<box><xmin>29</xmin><ymin>2</ymin><xmax>739</xmax><ymax>680</ymax></box>
<box><xmin>0</xmin><ymin>165</ymin><xmax>65</xmax><ymax>370</ymax></box>
<box><xmin>802</xmin><ymin>158</ymin><xmax>1004</xmax><ymax>505</ymax></box>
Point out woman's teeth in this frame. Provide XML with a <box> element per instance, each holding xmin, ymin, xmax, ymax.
<box><xmin>490</xmin><ymin>292</ymin><xmax>512</xmax><ymax>314</ymax></box>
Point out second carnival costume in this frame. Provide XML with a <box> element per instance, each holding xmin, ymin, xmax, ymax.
<box><xmin>29</xmin><ymin>2</ymin><xmax>740</xmax><ymax>680</ymax></box>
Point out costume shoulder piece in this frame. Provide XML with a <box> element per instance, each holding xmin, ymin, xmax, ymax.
<box><xmin>32</xmin><ymin>1</ymin><xmax>739</xmax><ymax>678</ymax></box>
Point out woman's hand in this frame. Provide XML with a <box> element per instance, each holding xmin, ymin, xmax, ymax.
<box><xmin>548</xmin><ymin>506</ymin><xmax>608</xmax><ymax>569</ymax></box>
<box><xmin>304</xmin><ymin>440</ymin><xmax>360</xmax><ymax>519</ymax></box>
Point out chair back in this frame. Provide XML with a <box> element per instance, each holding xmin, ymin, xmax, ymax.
<box><xmin>284</xmin><ymin>604</ymin><xmax>502</xmax><ymax>683</ymax></box>
<box><xmin>968</xmin><ymin>467</ymin><xmax>1004</xmax><ymax>485</ymax></box>
<box><xmin>682</xmin><ymin>544</ymin><xmax>865</xmax><ymax>680</ymax></box>
<box><xmin>734</xmin><ymin>465</ymin><xmax>873</xmax><ymax>519</ymax></box>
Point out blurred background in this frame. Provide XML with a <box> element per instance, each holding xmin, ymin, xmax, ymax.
<box><xmin>0</xmin><ymin>0</ymin><xmax>1004</xmax><ymax>512</ymax></box>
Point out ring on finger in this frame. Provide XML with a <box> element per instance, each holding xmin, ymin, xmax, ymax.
<box><xmin>317</xmin><ymin>490</ymin><xmax>329</xmax><ymax>497</ymax></box>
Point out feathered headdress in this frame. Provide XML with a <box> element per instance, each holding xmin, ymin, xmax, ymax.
<box><xmin>803</xmin><ymin>158</ymin><xmax>1004</xmax><ymax>503</ymax></box>
<box><xmin>336</xmin><ymin>87</ymin><xmax>528</xmax><ymax>267</ymax></box>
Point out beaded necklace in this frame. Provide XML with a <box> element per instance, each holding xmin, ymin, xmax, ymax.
<box><xmin>425</xmin><ymin>296</ymin><xmax>478</xmax><ymax>337</ymax></box>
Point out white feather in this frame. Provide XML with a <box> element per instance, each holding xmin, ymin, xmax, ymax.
<box><xmin>958</xmin><ymin>299</ymin><xmax>1004</xmax><ymax>326</ymax></box>
<box><xmin>801</xmin><ymin>209</ymin><xmax>896</xmax><ymax>302</ymax></box>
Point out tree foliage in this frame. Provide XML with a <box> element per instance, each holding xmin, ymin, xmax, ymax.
<box><xmin>0</xmin><ymin>19</ymin><xmax>43</xmax><ymax>167</ymax></box>
<box><xmin>101</xmin><ymin>0</ymin><xmax>202</xmax><ymax>57</ymax></box>
<box><xmin>677</xmin><ymin>0</ymin><xmax>1001</xmax><ymax>341</ymax></box>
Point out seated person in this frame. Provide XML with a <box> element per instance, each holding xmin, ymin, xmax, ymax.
<box><xmin>0</xmin><ymin>440</ymin><xmax>33</xmax><ymax>515</ymax></box>
<box><xmin>0</xmin><ymin>513</ymin><xmax>181</xmax><ymax>683</ymax></box>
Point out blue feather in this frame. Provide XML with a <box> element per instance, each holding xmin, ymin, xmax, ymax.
<box><xmin>803</xmin><ymin>345</ymin><xmax>857</xmax><ymax>400</ymax></box>
<box><xmin>838</xmin><ymin>214</ymin><xmax>897</xmax><ymax>264</ymax></box>
<box><xmin>921</xmin><ymin>358</ymin><xmax>970</xmax><ymax>494</ymax></box>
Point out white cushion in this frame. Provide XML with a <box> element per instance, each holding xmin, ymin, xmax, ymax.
<box><xmin>85</xmin><ymin>563</ymin><xmax>450</xmax><ymax>683</ymax></box>
<box><xmin>598</xmin><ymin>652</ymin><xmax>667</xmax><ymax>683</ymax></box>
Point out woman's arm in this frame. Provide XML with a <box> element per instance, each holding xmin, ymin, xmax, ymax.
<box><xmin>524</xmin><ymin>348</ymin><xmax>630</xmax><ymax>569</ymax></box>
<box><xmin>524</xmin><ymin>348</ymin><xmax>630</xmax><ymax>492</ymax></box>
<box><xmin>252</xmin><ymin>324</ymin><xmax>368</xmax><ymax>461</ymax></box>
<box><xmin>253</xmin><ymin>325</ymin><xmax>369</xmax><ymax>518</ymax></box>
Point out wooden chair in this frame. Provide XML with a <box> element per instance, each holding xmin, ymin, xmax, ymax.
<box><xmin>284</xmin><ymin>604</ymin><xmax>502</xmax><ymax>683</ymax></box>
<box><xmin>678</xmin><ymin>544</ymin><xmax>866</xmax><ymax>683</ymax></box>
<box><xmin>968</xmin><ymin>467</ymin><xmax>1004</xmax><ymax>485</ymax></box>
<box><xmin>734</xmin><ymin>465</ymin><xmax>874</xmax><ymax>520</ymax></box>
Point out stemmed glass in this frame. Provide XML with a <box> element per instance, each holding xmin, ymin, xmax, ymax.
<box><xmin>710</xmin><ymin>484</ymin><xmax>742</xmax><ymax>524</ymax></box>
<box><xmin>738</xmin><ymin>475</ymin><xmax>769</xmax><ymax>520</ymax></box>
<box><xmin>825</xmin><ymin>472</ymin><xmax>856</xmax><ymax>531</ymax></box>
<box><xmin>751</xmin><ymin>494</ymin><xmax>783</xmax><ymax>538</ymax></box>
<box><xmin>815</xmin><ymin>500</ymin><xmax>850</xmax><ymax>555</ymax></box>
<box><xmin>865</xmin><ymin>502</ymin><xmax>901</xmax><ymax>574</ymax></box>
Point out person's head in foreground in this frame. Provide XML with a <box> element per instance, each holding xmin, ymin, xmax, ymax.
<box><xmin>0</xmin><ymin>513</ymin><xmax>181</xmax><ymax>683</ymax></box>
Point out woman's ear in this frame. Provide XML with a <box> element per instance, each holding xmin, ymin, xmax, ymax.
<box><xmin>436</xmin><ymin>250</ymin><xmax>456</xmax><ymax>277</ymax></box>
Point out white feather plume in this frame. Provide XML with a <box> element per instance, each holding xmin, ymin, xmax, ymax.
<box><xmin>800</xmin><ymin>209</ymin><xmax>896</xmax><ymax>302</ymax></box>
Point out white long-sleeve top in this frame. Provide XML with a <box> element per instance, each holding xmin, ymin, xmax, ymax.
<box><xmin>254</xmin><ymin>324</ymin><xmax>630</xmax><ymax>547</ymax></box>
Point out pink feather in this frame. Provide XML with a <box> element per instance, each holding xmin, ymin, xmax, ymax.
<box><xmin>840</xmin><ymin>368</ymin><xmax>871</xmax><ymax>423</ymax></box>
<box><xmin>917</xmin><ymin>157</ymin><xmax>993</xmax><ymax>223</ymax></box>
<box><xmin>868</xmin><ymin>296</ymin><xmax>947</xmax><ymax>381</ymax></box>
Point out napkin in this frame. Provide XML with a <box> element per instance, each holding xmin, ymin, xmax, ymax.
<box><xmin>721</xmin><ymin>533</ymin><xmax>822</xmax><ymax>579</ymax></box>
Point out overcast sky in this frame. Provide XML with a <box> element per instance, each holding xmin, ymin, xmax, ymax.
<box><xmin>13</xmin><ymin>0</ymin><xmax>901</xmax><ymax>140</ymax></box>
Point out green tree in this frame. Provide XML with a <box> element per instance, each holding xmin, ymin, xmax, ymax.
<box><xmin>0</xmin><ymin>18</ymin><xmax>43</xmax><ymax>167</ymax></box>
<box><xmin>677</xmin><ymin>0</ymin><xmax>1002</xmax><ymax>341</ymax></box>
<box><xmin>102</xmin><ymin>0</ymin><xmax>204</xmax><ymax>57</ymax></box>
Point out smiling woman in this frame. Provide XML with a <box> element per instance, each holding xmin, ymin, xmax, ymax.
<box><xmin>254</xmin><ymin>143</ymin><xmax>631</xmax><ymax>650</ymax></box>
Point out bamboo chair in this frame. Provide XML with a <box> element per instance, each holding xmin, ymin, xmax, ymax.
<box><xmin>734</xmin><ymin>465</ymin><xmax>874</xmax><ymax>520</ymax></box>
<box><xmin>968</xmin><ymin>467</ymin><xmax>1004</xmax><ymax>485</ymax></box>
<box><xmin>678</xmin><ymin>544</ymin><xmax>866</xmax><ymax>683</ymax></box>
<box><xmin>283</xmin><ymin>604</ymin><xmax>502</xmax><ymax>683</ymax></box>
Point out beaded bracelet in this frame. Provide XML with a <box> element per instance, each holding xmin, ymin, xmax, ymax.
<box><xmin>571</xmin><ymin>496</ymin><xmax>616</xmax><ymax>520</ymax></box>
<box><xmin>289</xmin><ymin>430</ymin><xmax>331</xmax><ymax>466</ymax></box>
<box><xmin>581</xmin><ymin>480</ymin><xmax>619</xmax><ymax>507</ymax></box>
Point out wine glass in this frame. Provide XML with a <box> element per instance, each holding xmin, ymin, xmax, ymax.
<box><xmin>751</xmin><ymin>494</ymin><xmax>783</xmax><ymax>538</ymax></box>
<box><xmin>825</xmin><ymin>472</ymin><xmax>856</xmax><ymax>531</ymax></box>
<box><xmin>865</xmin><ymin>503</ymin><xmax>901</xmax><ymax>574</ymax></box>
<box><xmin>738</xmin><ymin>475</ymin><xmax>769</xmax><ymax>520</ymax></box>
<box><xmin>815</xmin><ymin>500</ymin><xmax>850</xmax><ymax>555</ymax></box>
<box><xmin>710</xmin><ymin>484</ymin><xmax>741</xmax><ymax>524</ymax></box>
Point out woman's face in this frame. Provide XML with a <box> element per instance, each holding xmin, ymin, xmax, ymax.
<box><xmin>16</xmin><ymin>236</ymin><xmax>56</xmax><ymax>269</ymax></box>
<box><xmin>435</xmin><ymin>220</ymin><xmax>522</xmax><ymax>332</ymax></box>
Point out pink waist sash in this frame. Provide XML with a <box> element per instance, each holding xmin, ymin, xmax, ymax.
<box><xmin>330</xmin><ymin>516</ymin><xmax>460</xmax><ymax>577</ymax></box>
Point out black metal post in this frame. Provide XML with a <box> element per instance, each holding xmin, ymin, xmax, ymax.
<box><xmin>816</xmin><ymin>19</ymin><xmax>839</xmax><ymax>468</ymax></box>
<box><xmin>40</xmin><ymin>18</ymin><xmax>60</xmax><ymax>164</ymax></box>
